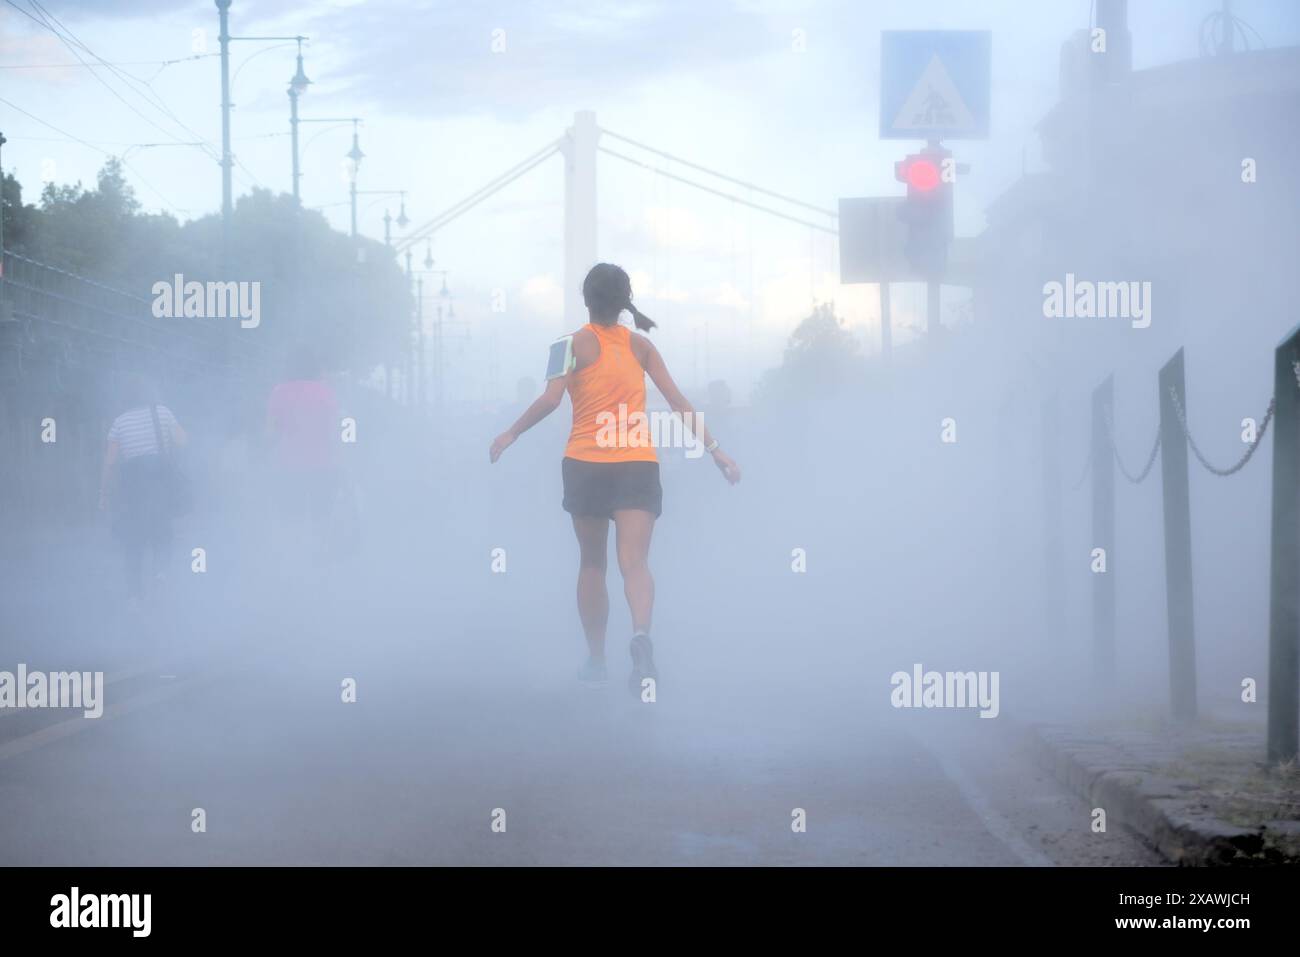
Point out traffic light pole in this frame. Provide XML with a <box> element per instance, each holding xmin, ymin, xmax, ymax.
<box><xmin>894</xmin><ymin>138</ymin><xmax>952</xmax><ymax>341</ymax></box>
<box><xmin>926</xmin><ymin>136</ymin><xmax>943</xmax><ymax>340</ymax></box>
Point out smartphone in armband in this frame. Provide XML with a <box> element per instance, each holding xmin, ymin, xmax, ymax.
<box><xmin>545</xmin><ymin>334</ymin><xmax>576</xmax><ymax>380</ymax></box>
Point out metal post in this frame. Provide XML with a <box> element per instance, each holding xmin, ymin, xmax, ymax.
<box><xmin>927</xmin><ymin>280</ymin><xmax>940</xmax><ymax>338</ymax></box>
<box><xmin>216</xmin><ymin>1</ymin><xmax>233</xmax><ymax>262</ymax></box>
<box><xmin>0</xmin><ymin>130</ymin><xmax>7</xmax><ymax>307</ymax></box>
<box><xmin>1091</xmin><ymin>376</ymin><xmax>1116</xmax><ymax>683</ymax></box>
<box><xmin>347</xmin><ymin>120</ymin><xmax>362</xmax><ymax>242</ymax></box>
<box><xmin>1043</xmin><ymin>392</ymin><xmax>1065</xmax><ymax>645</ymax></box>
<box><xmin>879</xmin><ymin>281</ymin><xmax>892</xmax><ymax>364</ymax></box>
<box><xmin>0</xmin><ymin>130</ymin><xmax>5</xmax><ymax>252</ymax></box>
<box><xmin>1158</xmin><ymin>349</ymin><xmax>1197</xmax><ymax>721</ymax></box>
<box><xmin>415</xmin><ymin>277</ymin><xmax>424</xmax><ymax>411</ymax></box>
<box><xmin>288</xmin><ymin>37</ymin><xmax>308</xmax><ymax>204</ymax></box>
<box><xmin>434</xmin><ymin>303</ymin><xmax>443</xmax><ymax>413</ymax></box>
<box><xmin>563</xmin><ymin>110</ymin><xmax>598</xmax><ymax>332</ymax></box>
<box><xmin>350</xmin><ymin>179</ymin><xmax>358</xmax><ymax>241</ymax></box>
<box><xmin>289</xmin><ymin>88</ymin><xmax>301</xmax><ymax>204</ymax></box>
<box><xmin>404</xmin><ymin>249</ymin><xmax>413</xmax><ymax>407</ymax></box>
<box><xmin>1267</xmin><ymin>323</ymin><xmax>1300</xmax><ymax>762</ymax></box>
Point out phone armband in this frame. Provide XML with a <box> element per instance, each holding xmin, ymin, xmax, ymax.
<box><xmin>545</xmin><ymin>335</ymin><xmax>576</xmax><ymax>380</ymax></box>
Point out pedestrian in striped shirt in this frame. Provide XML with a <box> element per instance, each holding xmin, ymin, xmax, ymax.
<box><xmin>99</xmin><ymin>375</ymin><xmax>188</xmax><ymax>603</ymax></box>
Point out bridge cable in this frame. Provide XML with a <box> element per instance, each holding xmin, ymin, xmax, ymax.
<box><xmin>599</xmin><ymin>127</ymin><xmax>837</xmax><ymax>218</ymax></box>
<box><xmin>395</xmin><ymin>139</ymin><xmax>563</xmax><ymax>252</ymax></box>
<box><xmin>599</xmin><ymin>146</ymin><xmax>838</xmax><ymax>236</ymax></box>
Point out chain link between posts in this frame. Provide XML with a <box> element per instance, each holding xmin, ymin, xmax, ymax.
<box><xmin>1104</xmin><ymin>407</ymin><xmax>1162</xmax><ymax>485</ymax></box>
<box><xmin>1070</xmin><ymin>359</ymin><xmax>1300</xmax><ymax>491</ymax></box>
<box><xmin>1168</xmin><ymin>386</ymin><xmax>1273</xmax><ymax>478</ymax></box>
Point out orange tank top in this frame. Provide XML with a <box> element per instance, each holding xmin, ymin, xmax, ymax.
<box><xmin>564</xmin><ymin>323</ymin><xmax>658</xmax><ymax>463</ymax></box>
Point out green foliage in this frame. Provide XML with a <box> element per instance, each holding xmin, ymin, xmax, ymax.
<box><xmin>2</xmin><ymin>160</ymin><xmax>410</xmax><ymax>374</ymax></box>
<box><xmin>1</xmin><ymin>170</ymin><xmax>38</xmax><ymax>252</ymax></box>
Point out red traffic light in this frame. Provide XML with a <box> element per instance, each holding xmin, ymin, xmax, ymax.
<box><xmin>895</xmin><ymin>155</ymin><xmax>942</xmax><ymax>192</ymax></box>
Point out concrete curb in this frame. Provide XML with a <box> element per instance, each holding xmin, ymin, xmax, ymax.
<box><xmin>1028</xmin><ymin>724</ymin><xmax>1293</xmax><ymax>866</ymax></box>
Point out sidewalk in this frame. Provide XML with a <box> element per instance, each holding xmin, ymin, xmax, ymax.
<box><xmin>1030</xmin><ymin>718</ymin><xmax>1300</xmax><ymax>864</ymax></box>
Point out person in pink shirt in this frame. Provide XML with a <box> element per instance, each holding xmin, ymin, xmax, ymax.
<box><xmin>267</xmin><ymin>346</ymin><xmax>341</xmax><ymax>546</ymax></box>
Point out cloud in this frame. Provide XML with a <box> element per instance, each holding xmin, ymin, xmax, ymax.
<box><xmin>29</xmin><ymin>0</ymin><xmax>210</xmax><ymax>19</ymax></box>
<box><xmin>606</xmin><ymin>202</ymin><xmax>755</xmax><ymax>261</ymax></box>
<box><xmin>0</xmin><ymin>8</ymin><xmax>67</xmax><ymax>69</ymax></box>
<box><xmin>625</xmin><ymin>268</ymin><xmax>689</xmax><ymax>305</ymax></box>
<box><xmin>710</xmin><ymin>280</ymin><xmax>749</xmax><ymax>310</ymax></box>
<box><xmin>296</xmin><ymin>0</ymin><xmax>774</xmax><ymax>119</ymax></box>
<box><xmin>518</xmin><ymin>271</ymin><xmax>563</xmax><ymax>317</ymax></box>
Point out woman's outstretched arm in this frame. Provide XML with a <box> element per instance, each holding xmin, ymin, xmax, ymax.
<box><xmin>490</xmin><ymin>376</ymin><xmax>567</xmax><ymax>462</ymax></box>
<box><xmin>639</xmin><ymin>337</ymin><xmax>741</xmax><ymax>484</ymax></box>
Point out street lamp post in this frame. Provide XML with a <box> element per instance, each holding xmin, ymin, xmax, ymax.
<box><xmin>213</xmin><ymin>1</ymin><xmax>308</xmax><ymax>250</ymax></box>
<box><xmin>347</xmin><ymin>121</ymin><xmax>364</xmax><ymax>240</ymax></box>
<box><xmin>409</xmin><ymin>244</ymin><xmax>447</xmax><ymax>414</ymax></box>
<box><xmin>426</xmin><ymin>262</ymin><xmax>455</xmax><ymax>415</ymax></box>
<box><xmin>215</xmin><ymin>1</ymin><xmax>233</xmax><ymax>262</ymax></box>
<box><xmin>287</xmin><ymin>37</ymin><xmax>310</xmax><ymax>205</ymax></box>
<box><xmin>356</xmin><ymin>190</ymin><xmax>408</xmax><ymax>247</ymax></box>
<box><xmin>403</xmin><ymin>249</ymin><xmax>413</xmax><ymax>405</ymax></box>
<box><xmin>436</xmin><ymin>280</ymin><xmax>455</xmax><ymax>414</ymax></box>
<box><xmin>297</xmin><ymin>117</ymin><xmax>363</xmax><ymax>227</ymax></box>
<box><xmin>411</xmin><ymin>256</ymin><xmax>466</xmax><ymax>414</ymax></box>
<box><xmin>415</xmin><ymin>276</ymin><xmax>424</xmax><ymax>411</ymax></box>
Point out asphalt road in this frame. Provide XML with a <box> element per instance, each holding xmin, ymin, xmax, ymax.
<box><xmin>0</xmin><ymin>556</ymin><xmax>1162</xmax><ymax>867</ymax></box>
<box><xmin>1</xmin><ymin>419</ymin><xmax>1164</xmax><ymax>867</ymax></box>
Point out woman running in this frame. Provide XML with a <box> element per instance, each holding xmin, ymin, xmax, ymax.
<box><xmin>490</xmin><ymin>263</ymin><xmax>741</xmax><ymax>691</ymax></box>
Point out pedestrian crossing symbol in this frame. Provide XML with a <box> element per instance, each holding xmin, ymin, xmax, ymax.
<box><xmin>892</xmin><ymin>55</ymin><xmax>976</xmax><ymax>131</ymax></box>
<box><xmin>880</xmin><ymin>31</ymin><xmax>991</xmax><ymax>140</ymax></box>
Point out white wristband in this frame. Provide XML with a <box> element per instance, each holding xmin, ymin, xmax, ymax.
<box><xmin>704</xmin><ymin>439</ymin><xmax>719</xmax><ymax>454</ymax></box>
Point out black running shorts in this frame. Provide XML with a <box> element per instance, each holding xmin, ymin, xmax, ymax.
<box><xmin>561</xmin><ymin>457</ymin><xmax>662</xmax><ymax>519</ymax></box>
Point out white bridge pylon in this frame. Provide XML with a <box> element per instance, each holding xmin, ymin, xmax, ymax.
<box><xmin>563</xmin><ymin>110</ymin><xmax>599</xmax><ymax>333</ymax></box>
<box><xmin>394</xmin><ymin>111</ymin><xmax>838</xmax><ymax>332</ymax></box>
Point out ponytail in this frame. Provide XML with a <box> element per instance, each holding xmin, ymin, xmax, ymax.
<box><xmin>582</xmin><ymin>263</ymin><xmax>656</xmax><ymax>330</ymax></box>
<box><xmin>627</xmin><ymin>301</ymin><xmax>656</xmax><ymax>332</ymax></box>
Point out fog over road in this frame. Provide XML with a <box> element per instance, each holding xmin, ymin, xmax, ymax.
<box><xmin>0</xmin><ymin>615</ymin><xmax>1161</xmax><ymax>867</ymax></box>
<box><xmin>0</xmin><ymin>407</ymin><xmax>1161</xmax><ymax>867</ymax></box>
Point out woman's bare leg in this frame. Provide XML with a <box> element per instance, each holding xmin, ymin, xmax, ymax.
<box><xmin>571</xmin><ymin>515</ymin><xmax>610</xmax><ymax>659</ymax></box>
<box><xmin>613</xmin><ymin>509</ymin><xmax>655</xmax><ymax>634</ymax></box>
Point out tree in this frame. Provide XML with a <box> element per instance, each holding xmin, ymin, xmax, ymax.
<box><xmin>6</xmin><ymin>161</ymin><xmax>410</xmax><ymax>378</ymax></box>
<box><xmin>754</xmin><ymin>301</ymin><xmax>866</xmax><ymax>403</ymax></box>
<box><xmin>2</xmin><ymin>171</ymin><xmax>35</xmax><ymax>253</ymax></box>
<box><xmin>28</xmin><ymin>158</ymin><xmax>153</xmax><ymax>276</ymax></box>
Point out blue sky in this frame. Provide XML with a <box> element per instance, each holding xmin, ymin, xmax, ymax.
<box><xmin>3</xmin><ymin>0</ymin><xmax>1299</xmax><ymax>399</ymax></box>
